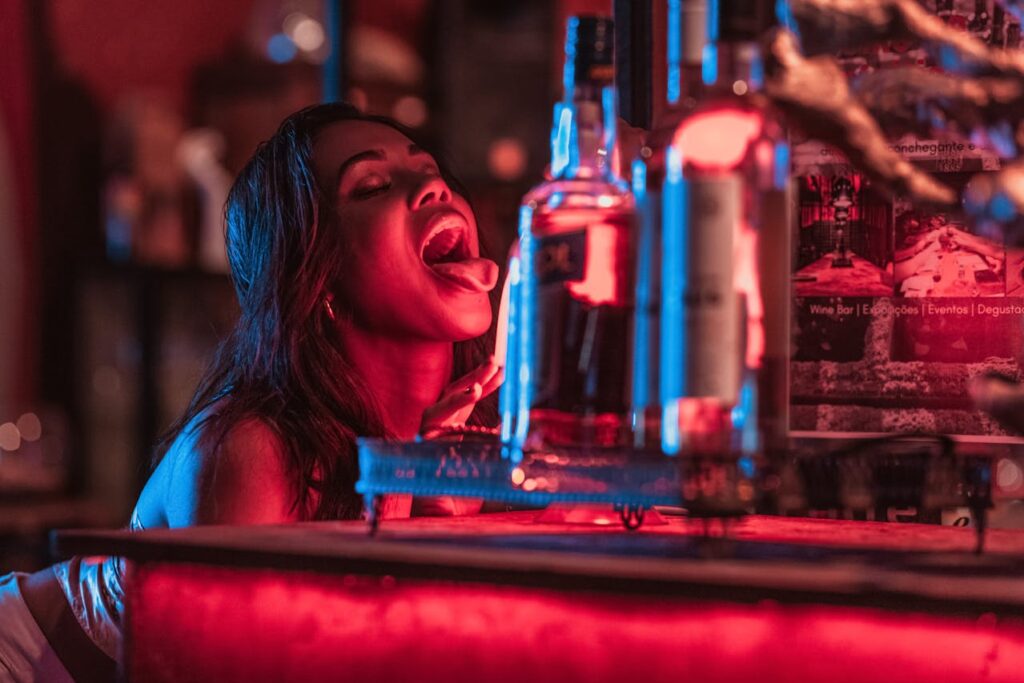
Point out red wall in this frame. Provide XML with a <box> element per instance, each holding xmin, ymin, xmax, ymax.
<box><xmin>49</xmin><ymin>0</ymin><xmax>257</xmax><ymax>113</ymax></box>
<box><xmin>0</xmin><ymin>0</ymin><xmax>37</xmax><ymax>410</ymax></box>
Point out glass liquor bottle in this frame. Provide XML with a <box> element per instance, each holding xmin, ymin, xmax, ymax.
<box><xmin>499</xmin><ymin>102</ymin><xmax>573</xmax><ymax>446</ymax></box>
<box><xmin>631</xmin><ymin>0</ymin><xmax>709</xmax><ymax>449</ymax></box>
<box><xmin>512</xmin><ymin>16</ymin><xmax>637</xmax><ymax>454</ymax></box>
<box><xmin>660</xmin><ymin>0</ymin><xmax>791</xmax><ymax>458</ymax></box>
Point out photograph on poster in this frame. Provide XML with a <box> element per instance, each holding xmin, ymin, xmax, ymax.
<box><xmin>893</xmin><ymin>199</ymin><xmax>1005</xmax><ymax>298</ymax></box>
<box><xmin>831</xmin><ymin>0</ymin><xmax>1020</xmax><ymax>79</ymax></box>
<box><xmin>788</xmin><ymin>0</ymin><xmax>1024</xmax><ymax>437</ymax></box>
<box><xmin>793</xmin><ymin>174</ymin><xmax>894</xmax><ymax>297</ymax></box>
<box><xmin>1007</xmin><ymin>248</ymin><xmax>1024</xmax><ymax>295</ymax></box>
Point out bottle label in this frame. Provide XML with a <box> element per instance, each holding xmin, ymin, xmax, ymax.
<box><xmin>684</xmin><ymin>175</ymin><xmax>741</xmax><ymax>403</ymax></box>
<box><xmin>535</xmin><ymin>230</ymin><xmax>587</xmax><ymax>285</ymax></box>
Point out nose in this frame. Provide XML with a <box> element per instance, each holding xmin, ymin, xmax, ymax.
<box><xmin>411</xmin><ymin>174</ymin><xmax>452</xmax><ymax>209</ymax></box>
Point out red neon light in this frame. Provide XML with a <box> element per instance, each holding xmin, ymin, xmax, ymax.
<box><xmin>567</xmin><ymin>222</ymin><xmax>622</xmax><ymax>305</ymax></box>
<box><xmin>735</xmin><ymin>221</ymin><xmax>764</xmax><ymax>368</ymax></box>
<box><xmin>672</xmin><ymin>108</ymin><xmax>763</xmax><ymax>171</ymax></box>
<box><xmin>129</xmin><ymin>561</ymin><xmax>1024</xmax><ymax>683</ymax></box>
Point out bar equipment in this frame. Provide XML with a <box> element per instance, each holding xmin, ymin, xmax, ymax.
<box><xmin>358</xmin><ymin>0</ymin><xmax>1021</xmax><ymax>535</ymax></box>
<box><xmin>630</xmin><ymin>0</ymin><xmax>709</xmax><ymax>450</ymax></box>
<box><xmin>510</xmin><ymin>16</ymin><xmax>638</xmax><ymax>455</ymax></box>
<box><xmin>659</xmin><ymin>0</ymin><xmax>791</xmax><ymax>464</ymax></box>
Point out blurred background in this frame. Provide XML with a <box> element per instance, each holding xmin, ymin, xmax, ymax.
<box><xmin>0</xmin><ymin>0</ymin><xmax>615</xmax><ymax>572</ymax></box>
<box><xmin>9</xmin><ymin>0</ymin><xmax>1024</xmax><ymax>576</ymax></box>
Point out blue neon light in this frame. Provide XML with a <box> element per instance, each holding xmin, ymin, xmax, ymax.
<box><xmin>703</xmin><ymin>0</ymin><xmax>719</xmax><ymax>86</ymax></box>
<box><xmin>738</xmin><ymin>455</ymin><xmax>756</xmax><ymax>479</ymax></box>
<box><xmin>632</xmin><ymin>158</ymin><xmax>647</xmax><ymax>197</ymax></box>
<box><xmin>512</xmin><ymin>204</ymin><xmax>536</xmax><ymax>462</ymax></box>
<box><xmin>602</xmin><ymin>86</ymin><xmax>618</xmax><ymax>157</ymax></box>
<box><xmin>751</xmin><ymin>53</ymin><xmax>765</xmax><ymax>89</ymax></box>
<box><xmin>732</xmin><ymin>371</ymin><xmax>759</xmax><ymax>455</ymax></box>
<box><xmin>775</xmin><ymin>0</ymin><xmax>799</xmax><ymax>37</ymax></box>
<box><xmin>499</xmin><ymin>254</ymin><xmax>522</xmax><ymax>445</ymax></box>
<box><xmin>667</xmin><ymin>0</ymin><xmax>682</xmax><ymax>104</ymax></box>
<box><xmin>707</xmin><ymin>0</ymin><xmax>720</xmax><ymax>43</ymax></box>
<box><xmin>631</xmin><ymin>159</ymin><xmax>652</xmax><ymax>437</ymax></box>
<box><xmin>661</xmin><ymin>145</ymin><xmax>687</xmax><ymax>455</ymax></box>
<box><xmin>773</xmin><ymin>141</ymin><xmax>790</xmax><ymax>190</ymax></box>
<box><xmin>563</xmin><ymin>17</ymin><xmax>579</xmax><ymax>98</ymax></box>
<box><xmin>702</xmin><ymin>44</ymin><xmax>718</xmax><ymax>87</ymax></box>
<box><xmin>551</xmin><ymin>104</ymin><xmax>573</xmax><ymax>178</ymax></box>
<box><xmin>663</xmin><ymin>399</ymin><xmax>681</xmax><ymax>456</ymax></box>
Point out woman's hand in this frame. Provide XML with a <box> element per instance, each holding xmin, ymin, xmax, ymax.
<box><xmin>952</xmin><ymin>229</ymin><xmax>1002</xmax><ymax>260</ymax></box>
<box><xmin>420</xmin><ymin>358</ymin><xmax>504</xmax><ymax>438</ymax></box>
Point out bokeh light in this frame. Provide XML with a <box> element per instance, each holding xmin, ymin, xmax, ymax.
<box><xmin>0</xmin><ymin>422</ymin><xmax>21</xmax><ymax>452</ymax></box>
<box><xmin>267</xmin><ymin>33</ymin><xmax>298</xmax><ymax>64</ymax></box>
<box><xmin>996</xmin><ymin>458</ymin><xmax>1024</xmax><ymax>492</ymax></box>
<box><xmin>291</xmin><ymin>18</ymin><xmax>325</xmax><ymax>53</ymax></box>
<box><xmin>16</xmin><ymin>413</ymin><xmax>42</xmax><ymax>442</ymax></box>
<box><xmin>347</xmin><ymin>87</ymin><xmax>369</xmax><ymax>112</ymax></box>
<box><xmin>487</xmin><ymin>137</ymin><xmax>528</xmax><ymax>182</ymax></box>
<box><xmin>392</xmin><ymin>96</ymin><xmax>428</xmax><ymax>128</ymax></box>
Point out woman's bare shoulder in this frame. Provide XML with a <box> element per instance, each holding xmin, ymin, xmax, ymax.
<box><xmin>201</xmin><ymin>417</ymin><xmax>292</xmax><ymax>493</ymax></box>
<box><xmin>141</xmin><ymin>411</ymin><xmax>301</xmax><ymax>527</ymax></box>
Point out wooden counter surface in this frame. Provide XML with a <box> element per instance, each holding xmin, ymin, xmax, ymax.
<box><xmin>56</xmin><ymin>511</ymin><xmax>1024</xmax><ymax>617</ymax></box>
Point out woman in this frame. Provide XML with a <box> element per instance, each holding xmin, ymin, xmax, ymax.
<box><xmin>0</xmin><ymin>102</ymin><xmax>503</xmax><ymax>681</ymax></box>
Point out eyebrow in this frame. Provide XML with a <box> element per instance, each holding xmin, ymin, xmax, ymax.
<box><xmin>336</xmin><ymin>149</ymin><xmax>385</xmax><ymax>188</ymax></box>
<box><xmin>335</xmin><ymin>144</ymin><xmax>433</xmax><ymax>188</ymax></box>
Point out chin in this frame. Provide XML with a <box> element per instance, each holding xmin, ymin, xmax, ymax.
<box><xmin>444</xmin><ymin>297</ymin><xmax>493</xmax><ymax>341</ymax></box>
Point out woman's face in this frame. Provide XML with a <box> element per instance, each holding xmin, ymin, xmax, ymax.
<box><xmin>314</xmin><ymin>120</ymin><xmax>498</xmax><ymax>342</ymax></box>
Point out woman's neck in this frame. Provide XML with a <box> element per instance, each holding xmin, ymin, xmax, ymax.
<box><xmin>337</xmin><ymin>324</ymin><xmax>453</xmax><ymax>440</ymax></box>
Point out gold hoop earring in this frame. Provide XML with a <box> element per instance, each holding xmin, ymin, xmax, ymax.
<box><xmin>324</xmin><ymin>295</ymin><xmax>336</xmax><ymax>321</ymax></box>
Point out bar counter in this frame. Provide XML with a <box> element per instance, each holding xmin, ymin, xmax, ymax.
<box><xmin>58</xmin><ymin>512</ymin><xmax>1024</xmax><ymax>682</ymax></box>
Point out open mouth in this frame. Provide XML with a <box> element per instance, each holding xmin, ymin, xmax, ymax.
<box><xmin>421</xmin><ymin>220</ymin><xmax>471</xmax><ymax>266</ymax></box>
<box><xmin>418</xmin><ymin>211</ymin><xmax>499</xmax><ymax>294</ymax></box>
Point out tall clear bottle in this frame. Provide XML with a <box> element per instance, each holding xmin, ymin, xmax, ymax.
<box><xmin>660</xmin><ymin>0</ymin><xmax>791</xmax><ymax>458</ymax></box>
<box><xmin>631</xmin><ymin>0</ymin><xmax>709</xmax><ymax>449</ymax></box>
<box><xmin>512</xmin><ymin>16</ymin><xmax>637</xmax><ymax>455</ymax></box>
<box><xmin>499</xmin><ymin>103</ymin><xmax>574</xmax><ymax>446</ymax></box>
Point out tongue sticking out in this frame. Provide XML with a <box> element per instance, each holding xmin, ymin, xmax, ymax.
<box><xmin>431</xmin><ymin>257</ymin><xmax>499</xmax><ymax>293</ymax></box>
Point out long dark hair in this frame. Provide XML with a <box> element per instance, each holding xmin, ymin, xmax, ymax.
<box><xmin>158</xmin><ymin>102</ymin><xmax>497</xmax><ymax>520</ymax></box>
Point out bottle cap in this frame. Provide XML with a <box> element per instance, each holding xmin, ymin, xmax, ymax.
<box><xmin>712</xmin><ymin>0</ymin><xmax>774</xmax><ymax>42</ymax></box>
<box><xmin>564</xmin><ymin>15</ymin><xmax>615</xmax><ymax>89</ymax></box>
<box><xmin>680</xmin><ymin>0</ymin><xmax>708</xmax><ymax>65</ymax></box>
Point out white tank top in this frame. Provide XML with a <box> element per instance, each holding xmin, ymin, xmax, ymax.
<box><xmin>52</xmin><ymin>509</ymin><xmax>144</xmax><ymax>660</ymax></box>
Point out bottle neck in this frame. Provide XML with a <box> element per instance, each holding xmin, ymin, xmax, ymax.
<box><xmin>552</xmin><ymin>84</ymin><xmax>617</xmax><ymax>180</ymax></box>
<box><xmin>702</xmin><ymin>40</ymin><xmax>763</xmax><ymax>96</ymax></box>
<box><xmin>666</xmin><ymin>0</ymin><xmax>707</xmax><ymax>105</ymax></box>
<box><xmin>669</xmin><ymin>60</ymin><xmax>707</xmax><ymax>108</ymax></box>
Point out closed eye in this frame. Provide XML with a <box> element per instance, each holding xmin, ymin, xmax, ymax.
<box><xmin>351</xmin><ymin>174</ymin><xmax>391</xmax><ymax>199</ymax></box>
